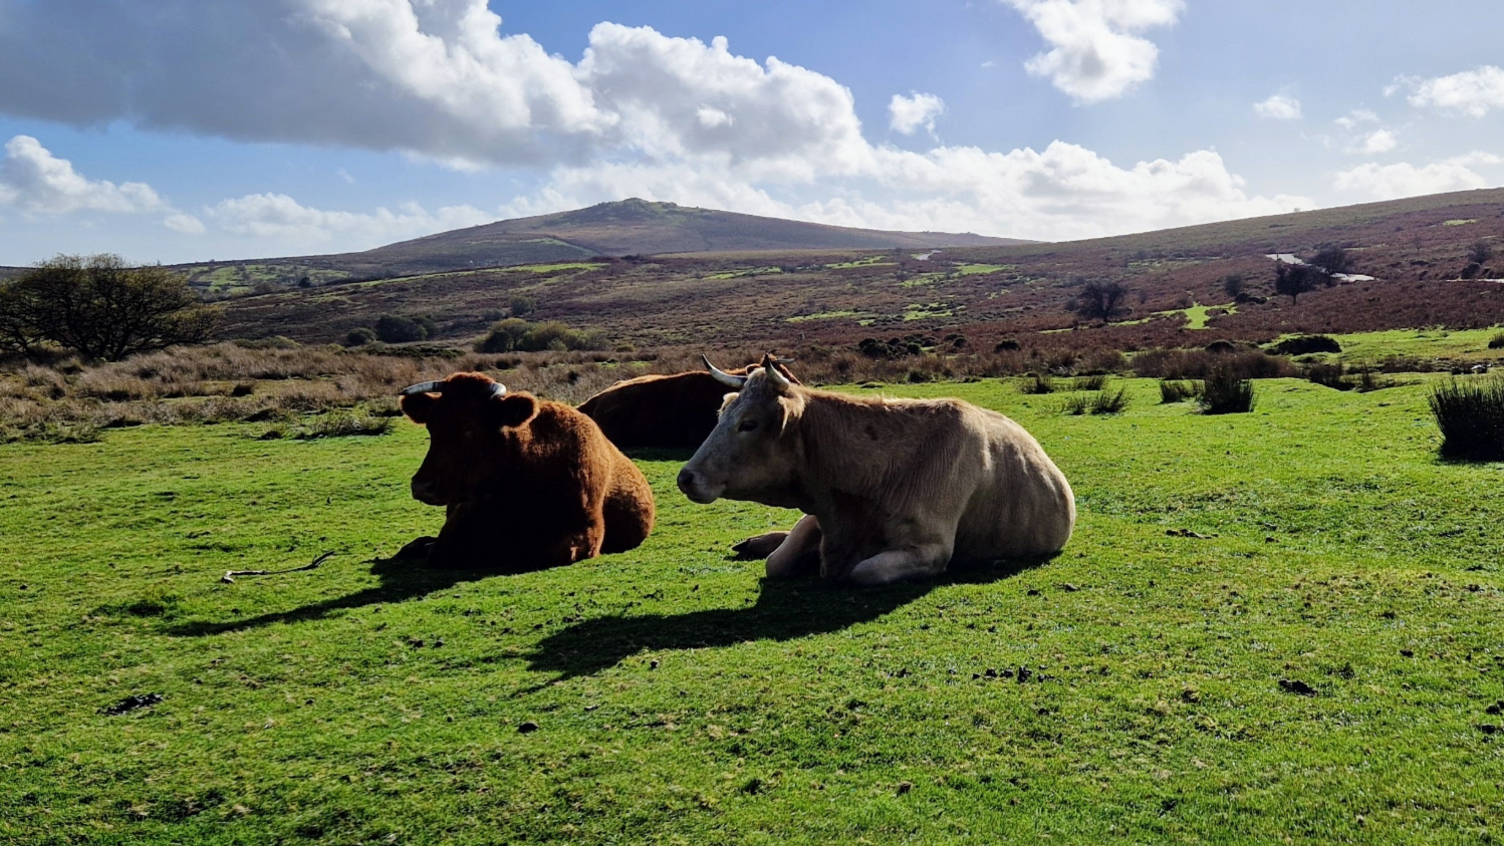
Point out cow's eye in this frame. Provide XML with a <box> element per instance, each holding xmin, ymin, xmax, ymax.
<box><xmin>738</xmin><ymin>419</ymin><xmax>760</xmax><ymax>432</ymax></box>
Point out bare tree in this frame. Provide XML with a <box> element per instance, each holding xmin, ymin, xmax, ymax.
<box><xmin>1275</xmin><ymin>263</ymin><xmax>1326</xmax><ymax>305</ymax></box>
<box><xmin>1071</xmin><ymin>280</ymin><xmax>1131</xmax><ymax>321</ymax></box>
<box><xmin>0</xmin><ymin>254</ymin><xmax>220</xmax><ymax>361</ymax></box>
<box><xmin>1308</xmin><ymin>245</ymin><xmax>1352</xmax><ymax>275</ymax></box>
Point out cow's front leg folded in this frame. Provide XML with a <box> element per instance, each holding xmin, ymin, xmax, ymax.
<box><xmin>764</xmin><ymin>514</ymin><xmax>821</xmax><ymax>579</ymax></box>
<box><xmin>848</xmin><ymin>541</ymin><xmax>954</xmax><ymax>585</ymax></box>
<box><xmin>541</xmin><ymin>520</ymin><xmax>606</xmax><ymax>569</ymax></box>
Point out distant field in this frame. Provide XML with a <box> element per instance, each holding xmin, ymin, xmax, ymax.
<box><xmin>4</xmin><ymin>375</ymin><xmax>1502</xmax><ymax>844</ymax></box>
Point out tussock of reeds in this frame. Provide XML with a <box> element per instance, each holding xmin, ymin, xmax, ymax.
<box><xmin>1429</xmin><ymin>378</ymin><xmax>1504</xmax><ymax>461</ymax></box>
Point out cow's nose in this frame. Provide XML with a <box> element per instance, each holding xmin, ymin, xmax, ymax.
<box><xmin>411</xmin><ymin>478</ymin><xmax>442</xmax><ymax>505</ymax></box>
<box><xmin>676</xmin><ymin>467</ymin><xmax>697</xmax><ymax>496</ymax></box>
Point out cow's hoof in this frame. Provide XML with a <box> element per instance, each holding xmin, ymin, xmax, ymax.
<box><xmin>394</xmin><ymin>536</ymin><xmax>437</xmax><ymax>560</ymax></box>
<box><xmin>732</xmin><ymin>531</ymin><xmax>790</xmax><ymax>560</ymax></box>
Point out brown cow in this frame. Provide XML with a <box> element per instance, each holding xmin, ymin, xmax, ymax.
<box><xmin>578</xmin><ymin>357</ymin><xmax>799</xmax><ymax>450</ymax></box>
<box><xmin>397</xmin><ymin>372</ymin><xmax>655</xmax><ymax>570</ymax></box>
<box><xmin>677</xmin><ymin>356</ymin><xmax>1075</xmax><ymax>585</ymax></box>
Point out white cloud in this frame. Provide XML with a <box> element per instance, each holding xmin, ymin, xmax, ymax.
<box><xmin>163</xmin><ymin>213</ymin><xmax>207</xmax><ymax>235</ymax></box>
<box><xmin>514</xmin><ymin>142</ymin><xmax>1312</xmax><ymax>243</ymax></box>
<box><xmin>1001</xmin><ymin>0</ymin><xmax>1184</xmax><ymax>103</ymax></box>
<box><xmin>1351</xmin><ymin>129</ymin><xmax>1397</xmax><ymax>155</ymax></box>
<box><xmin>1334</xmin><ymin>108</ymin><xmax>1378</xmax><ymax>130</ymax></box>
<box><xmin>0</xmin><ymin>135</ymin><xmax>163</xmax><ymax>215</ymax></box>
<box><xmin>1403</xmin><ymin>66</ymin><xmax>1504</xmax><ymax>117</ymax></box>
<box><xmin>0</xmin><ymin>3</ymin><xmax>1313</xmax><ymax>251</ymax></box>
<box><xmin>205</xmin><ymin>193</ymin><xmax>493</xmax><ymax>247</ymax></box>
<box><xmin>889</xmin><ymin>92</ymin><xmax>945</xmax><ymax>135</ymax></box>
<box><xmin>1254</xmin><ymin>94</ymin><xmax>1301</xmax><ymax>120</ymax></box>
<box><xmin>1332</xmin><ymin>153</ymin><xmax>1501</xmax><ymax>201</ymax></box>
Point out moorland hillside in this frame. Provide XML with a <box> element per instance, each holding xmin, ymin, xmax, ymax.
<box><xmin>172</xmin><ymin>198</ymin><xmax>1028</xmax><ymax>288</ymax></box>
<box><xmin>213</xmin><ymin>188</ymin><xmax>1504</xmax><ymax>354</ymax></box>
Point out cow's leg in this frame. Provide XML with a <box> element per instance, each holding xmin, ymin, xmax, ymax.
<box><xmin>542</xmin><ymin>515</ymin><xmax>606</xmax><ymax>568</ymax></box>
<box><xmin>848</xmin><ymin>538</ymin><xmax>954</xmax><ymax>586</ymax></box>
<box><xmin>731</xmin><ymin>531</ymin><xmax>789</xmax><ymax>560</ymax></box>
<box><xmin>765</xmin><ymin>514</ymin><xmax>822</xmax><ymax>578</ymax></box>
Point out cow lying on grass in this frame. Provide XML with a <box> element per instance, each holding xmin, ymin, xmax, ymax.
<box><xmin>578</xmin><ymin>358</ymin><xmax>799</xmax><ymax>451</ymax></box>
<box><xmin>677</xmin><ymin>356</ymin><xmax>1075</xmax><ymax>585</ymax></box>
<box><xmin>397</xmin><ymin>372</ymin><xmax>655</xmax><ymax>570</ymax></box>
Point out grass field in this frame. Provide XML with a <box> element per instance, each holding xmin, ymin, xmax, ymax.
<box><xmin>3</xmin><ymin>377</ymin><xmax>1503</xmax><ymax>844</ymax></box>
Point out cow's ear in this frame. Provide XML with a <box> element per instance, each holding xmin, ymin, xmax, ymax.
<box><xmin>487</xmin><ymin>393</ymin><xmax>539</xmax><ymax>430</ymax></box>
<box><xmin>400</xmin><ymin>392</ymin><xmax>437</xmax><ymax>424</ymax></box>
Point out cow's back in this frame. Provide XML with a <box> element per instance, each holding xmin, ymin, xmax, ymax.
<box><xmin>579</xmin><ymin>372</ymin><xmax>730</xmax><ymax>450</ymax></box>
<box><xmin>529</xmin><ymin>400</ymin><xmax>655</xmax><ymax>553</ymax></box>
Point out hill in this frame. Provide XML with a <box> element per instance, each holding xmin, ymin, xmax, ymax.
<box><xmin>176</xmin><ymin>199</ymin><xmax>1028</xmax><ymax>290</ymax></box>
<box><xmin>215</xmin><ymin>187</ymin><xmax>1504</xmax><ymax>352</ymax></box>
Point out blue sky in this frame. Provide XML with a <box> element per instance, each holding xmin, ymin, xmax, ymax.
<box><xmin>0</xmin><ymin>0</ymin><xmax>1501</xmax><ymax>265</ymax></box>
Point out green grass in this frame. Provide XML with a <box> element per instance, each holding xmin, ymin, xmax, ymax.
<box><xmin>1443</xmin><ymin>219</ymin><xmax>1479</xmax><ymax>226</ymax></box>
<box><xmin>825</xmin><ymin>256</ymin><xmax>893</xmax><ymax>269</ymax></box>
<box><xmin>3</xmin><ymin>379</ymin><xmax>1504</xmax><ymax>844</ymax></box>
<box><xmin>1153</xmin><ymin>302</ymin><xmax>1237</xmax><ymax>330</ymax></box>
<box><xmin>1318</xmin><ymin>327</ymin><xmax>1504</xmax><ymax>363</ymax></box>
<box><xmin>953</xmin><ymin>264</ymin><xmax>1010</xmax><ymax>275</ymax></box>
<box><xmin>707</xmin><ymin>267</ymin><xmax>783</xmax><ymax>280</ymax></box>
<box><xmin>506</xmin><ymin>262</ymin><xmax>601</xmax><ymax>274</ymax></box>
<box><xmin>786</xmin><ymin>310</ymin><xmax>874</xmax><ymax>323</ymax></box>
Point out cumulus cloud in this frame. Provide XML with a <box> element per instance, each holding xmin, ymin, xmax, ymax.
<box><xmin>1002</xmin><ymin>0</ymin><xmax>1184</xmax><ymax>103</ymax></box>
<box><xmin>889</xmin><ymin>92</ymin><xmax>945</xmax><ymax>135</ymax></box>
<box><xmin>1350</xmin><ymin>129</ymin><xmax>1397</xmax><ymax>155</ymax></box>
<box><xmin>0</xmin><ymin>2</ymin><xmax>1310</xmax><ymax>249</ymax></box>
<box><xmin>205</xmin><ymin>193</ymin><xmax>493</xmax><ymax>247</ymax></box>
<box><xmin>1332</xmin><ymin>153</ymin><xmax>1501</xmax><ymax>201</ymax></box>
<box><xmin>1402</xmin><ymin>66</ymin><xmax>1504</xmax><ymax>117</ymax></box>
<box><xmin>0</xmin><ymin>2</ymin><xmax>870</xmax><ymax>173</ymax></box>
<box><xmin>1334</xmin><ymin>108</ymin><xmax>1378</xmax><ymax>130</ymax></box>
<box><xmin>513</xmin><ymin>142</ymin><xmax>1312</xmax><ymax>243</ymax></box>
<box><xmin>0</xmin><ymin>135</ymin><xmax>163</xmax><ymax>215</ymax></box>
<box><xmin>1254</xmin><ymin>94</ymin><xmax>1301</xmax><ymax>120</ymax></box>
<box><xmin>163</xmin><ymin>213</ymin><xmax>207</xmax><ymax>235</ymax></box>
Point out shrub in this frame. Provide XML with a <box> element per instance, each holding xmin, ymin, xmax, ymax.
<box><xmin>1133</xmin><ymin>348</ymin><xmax>1295</xmax><ymax>381</ymax></box>
<box><xmin>1430</xmin><ymin>379</ymin><xmax>1504</xmax><ymax>460</ymax></box>
<box><xmin>993</xmin><ymin>339</ymin><xmax>1022</xmax><ymax>352</ymax></box>
<box><xmin>1072</xmin><ymin>374</ymin><xmax>1108</xmax><ymax>391</ymax></box>
<box><xmin>374</xmin><ymin>315</ymin><xmax>428</xmax><ymax>344</ymax></box>
<box><xmin>509</xmin><ymin>295</ymin><xmax>537</xmax><ymax>318</ymax></box>
<box><xmin>344</xmin><ymin>327</ymin><xmax>378</xmax><ymax>347</ymax></box>
<box><xmin>1019</xmin><ymin>373</ymin><xmax>1055</xmax><ymax>395</ymax></box>
<box><xmin>1204</xmin><ymin>339</ymin><xmax>1237</xmax><ymax>355</ymax></box>
<box><xmin>1060</xmin><ymin>388</ymin><xmax>1128</xmax><ymax>415</ymax></box>
<box><xmin>1159</xmin><ymin>380</ymin><xmax>1200</xmax><ymax>403</ymax></box>
<box><xmin>1304</xmin><ymin>363</ymin><xmax>1352</xmax><ymax>390</ymax></box>
<box><xmin>1270</xmin><ymin>335</ymin><xmax>1342</xmax><ymax>356</ymax></box>
<box><xmin>1489</xmin><ymin>332</ymin><xmax>1504</xmax><ymax>351</ymax></box>
<box><xmin>292</xmin><ymin>412</ymin><xmax>394</xmax><ymax>440</ymax></box>
<box><xmin>1092</xmin><ymin>388</ymin><xmax>1129</xmax><ymax>414</ymax></box>
<box><xmin>1199</xmin><ymin>370</ymin><xmax>1255</xmax><ymax>414</ymax></box>
<box><xmin>1309</xmin><ymin>245</ymin><xmax>1352</xmax><ymax>274</ymax></box>
<box><xmin>1221</xmin><ymin>273</ymin><xmax>1245</xmax><ymax>298</ymax></box>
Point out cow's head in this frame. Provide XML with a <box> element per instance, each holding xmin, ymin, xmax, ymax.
<box><xmin>399</xmin><ymin>372</ymin><xmax>539</xmax><ymax>506</ymax></box>
<box><xmin>677</xmin><ymin>354</ymin><xmax>805</xmax><ymax>506</ymax></box>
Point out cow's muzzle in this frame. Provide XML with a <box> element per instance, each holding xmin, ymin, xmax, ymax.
<box><xmin>676</xmin><ymin>467</ymin><xmax>721</xmax><ymax>504</ymax></box>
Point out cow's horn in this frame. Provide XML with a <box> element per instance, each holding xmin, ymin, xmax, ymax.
<box><xmin>762</xmin><ymin>353</ymin><xmax>792</xmax><ymax>391</ymax></box>
<box><xmin>399</xmin><ymin>380</ymin><xmax>445</xmax><ymax>396</ymax></box>
<box><xmin>703</xmin><ymin>355</ymin><xmax>748</xmax><ymax>388</ymax></box>
<box><xmin>488</xmin><ymin>382</ymin><xmax>506</xmax><ymax>397</ymax></box>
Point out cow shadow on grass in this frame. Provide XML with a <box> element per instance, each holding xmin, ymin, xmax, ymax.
<box><xmin>521</xmin><ymin>553</ymin><xmax>1056</xmax><ymax>681</ymax></box>
<box><xmin>165</xmin><ymin>555</ymin><xmax>497</xmax><ymax>637</ymax></box>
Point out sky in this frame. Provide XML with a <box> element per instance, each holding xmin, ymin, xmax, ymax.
<box><xmin>0</xmin><ymin>0</ymin><xmax>1502</xmax><ymax>266</ymax></box>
